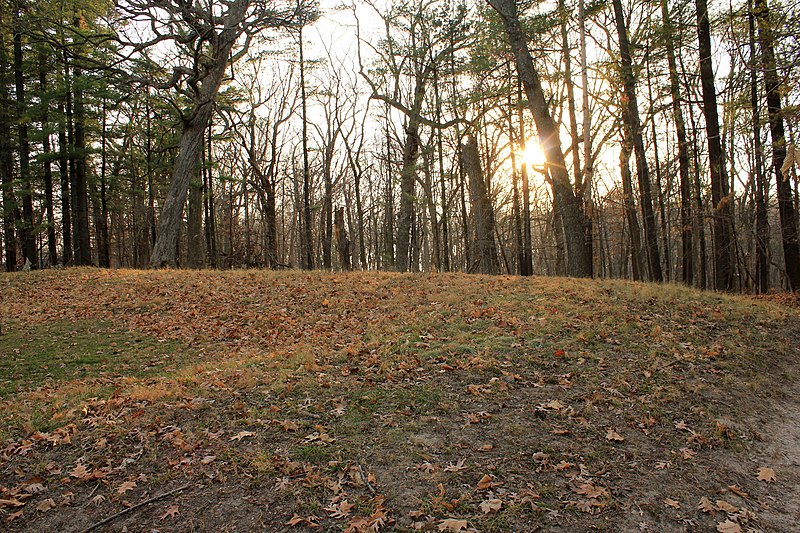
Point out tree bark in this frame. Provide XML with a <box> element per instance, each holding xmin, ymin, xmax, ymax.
<box><xmin>13</xmin><ymin>2</ymin><xmax>37</xmax><ymax>268</ymax></box>
<box><xmin>462</xmin><ymin>135</ymin><xmax>499</xmax><ymax>275</ymax></box>
<box><xmin>335</xmin><ymin>206</ymin><xmax>351</xmax><ymax>271</ymax></box>
<box><xmin>0</xmin><ymin>14</ymin><xmax>18</xmax><ymax>271</ymax></box>
<box><xmin>661</xmin><ymin>0</ymin><xmax>693</xmax><ymax>285</ymax></box>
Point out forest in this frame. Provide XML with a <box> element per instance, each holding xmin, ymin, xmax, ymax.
<box><xmin>1</xmin><ymin>0</ymin><xmax>799</xmax><ymax>292</ymax></box>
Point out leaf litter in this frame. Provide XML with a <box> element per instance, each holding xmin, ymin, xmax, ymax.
<box><xmin>0</xmin><ymin>269</ymin><xmax>798</xmax><ymax>531</ymax></box>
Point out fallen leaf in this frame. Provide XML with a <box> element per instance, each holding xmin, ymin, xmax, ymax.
<box><xmin>680</xmin><ymin>447</ymin><xmax>697</xmax><ymax>460</ymax></box>
<box><xmin>443</xmin><ymin>458</ymin><xmax>467</xmax><ymax>472</ymax></box>
<box><xmin>69</xmin><ymin>464</ymin><xmax>90</xmax><ymax>480</ymax></box>
<box><xmin>279</xmin><ymin>420</ymin><xmax>300</xmax><ymax>432</ymax></box>
<box><xmin>286</xmin><ymin>514</ymin><xmax>305</xmax><ymax>526</ymax></box>
<box><xmin>756</xmin><ymin>467</ymin><xmax>775</xmax><ymax>483</ymax></box>
<box><xmin>117</xmin><ymin>481</ymin><xmax>137</xmax><ymax>494</ymax></box>
<box><xmin>200</xmin><ymin>455</ymin><xmax>216</xmax><ymax>465</ymax></box>
<box><xmin>36</xmin><ymin>498</ymin><xmax>57</xmax><ymax>512</ymax></box>
<box><xmin>727</xmin><ymin>485</ymin><xmax>749</xmax><ymax>499</ymax></box>
<box><xmin>325</xmin><ymin>499</ymin><xmax>354</xmax><ymax>519</ymax></box>
<box><xmin>479</xmin><ymin>498</ymin><xmax>502</xmax><ymax>514</ymax></box>
<box><xmin>476</xmin><ymin>474</ymin><xmax>494</xmax><ymax>490</ymax></box>
<box><xmin>160</xmin><ymin>504</ymin><xmax>179</xmax><ymax>520</ymax></box>
<box><xmin>575</xmin><ymin>483</ymin><xmax>608</xmax><ymax>499</ymax></box>
<box><xmin>0</xmin><ymin>498</ymin><xmax>25</xmax><ymax>508</ymax></box>
<box><xmin>5</xmin><ymin>510</ymin><xmax>23</xmax><ymax>522</ymax></box>
<box><xmin>605</xmin><ymin>429</ymin><xmax>624</xmax><ymax>442</ymax></box>
<box><xmin>698</xmin><ymin>496</ymin><xmax>716</xmax><ymax>513</ymax></box>
<box><xmin>664</xmin><ymin>498</ymin><xmax>680</xmax><ymax>509</ymax></box>
<box><xmin>715</xmin><ymin>500</ymin><xmax>738</xmax><ymax>513</ymax></box>
<box><xmin>716</xmin><ymin>519</ymin><xmax>743</xmax><ymax>533</ymax></box>
<box><xmin>229</xmin><ymin>431</ymin><xmax>255</xmax><ymax>442</ymax></box>
<box><xmin>437</xmin><ymin>518</ymin><xmax>468</xmax><ymax>532</ymax></box>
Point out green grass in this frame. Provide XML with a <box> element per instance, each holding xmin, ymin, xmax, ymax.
<box><xmin>0</xmin><ymin>319</ymin><xmax>188</xmax><ymax>398</ymax></box>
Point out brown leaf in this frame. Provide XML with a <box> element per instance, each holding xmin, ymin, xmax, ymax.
<box><xmin>716</xmin><ymin>519</ymin><xmax>743</xmax><ymax>533</ymax></box>
<box><xmin>756</xmin><ymin>467</ymin><xmax>775</xmax><ymax>483</ymax></box>
<box><xmin>575</xmin><ymin>483</ymin><xmax>608</xmax><ymax>499</ymax></box>
<box><xmin>5</xmin><ymin>510</ymin><xmax>23</xmax><ymax>522</ymax></box>
<box><xmin>715</xmin><ymin>500</ymin><xmax>738</xmax><ymax>513</ymax></box>
<box><xmin>35</xmin><ymin>498</ymin><xmax>57</xmax><ymax>512</ymax></box>
<box><xmin>443</xmin><ymin>458</ymin><xmax>467</xmax><ymax>472</ymax></box>
<box><xmin>325</xmin><ymin>500</ymin><xmax>354</xmax><ymax>519</ymax></box>
<box><xmin>279</xmin><ymin>420</ymin><xmax>300</xmax><ymax>432</ymax></box>
<box><xmin>479</xmin><ymin>499</ymin><xmax>502</xmax><ymax>514</ymax></box>
<box><xmin>727</xmin><ymin>485</ymin><xmax>749</xmax><ymax>499</ymax></box>
<box><xmin>476</xmin><ymin>474</ymin><xmax>494</xmax><ymax>490</ymax></box>
<box><xmin>160</xmin><ymin>504</ymin><xmax>179</xmax><ymax>520</ymax></box>
<box><xmin>116</xmin><ymin>481</ymin><xmax>137</xmax><ymax>494</ymax></box>
<box><xmin>437</xmin><ymin>518</ymin><xmax>468</xmax><ymax>532</ymax></box>
<box><xmin>0</xmin><ymin>498</ymin><xmax>25</xmax><ymax>508</ymax></box>
<box><xmin>200</xmin><ymin>455</ymin><xmax>216</xmax><ymax>465</ymax></box>
<box><xmin>698</xmin><ymin>496</ymin><xmax>716</xmax><ymax>513</ymax></box>
<box><xmin>605</xmin><ymin>429</ymin><xmax>624</xmax><ymax>442</ymax></box>
<box><xmin>69</xmin><ymin>464</ymin><xmax>91</xmax><ymax>480</ymax></box>
<box><xmin>664</xmin><ymin>498</ymin><xmax>680</xmax><ymax>509</ymax></box>
<box><xmin>229</xmin><ymin>430</ymin><xmax>255</xmax><ymax>442</ymax></box>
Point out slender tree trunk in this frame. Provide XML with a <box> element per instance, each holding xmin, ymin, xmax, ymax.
<box><xmin>335</xmin><ymin>206</ymin><xmax>351</xmax><ymax>271</ymax></box>
<box><xmin>98</xmin><ymin>98</ymin><xmax>110</xmax><ymax>267</ymax></box>
<box><xmin>434</xmin><ymin>66</ymin><xmax>450</xmax><ymax>272</ymax></box>
<box><xmin>490</xmin><ymin>0</ymin><xmax>591</xmax><ymax>277</ymax></box>
<box><xmin>612</xmin><ymin>0</ymin><xmax>662</xmax><ymax>282</ymax></box>
<box><xmin>58</xmin><ymin>101</ymin><xmax>71</xmax><ymax>266</ymax></box>
<box><xmin>661</xmin><ymin>0</ymin><xmax>693</xmax><ymax>285</ymax></box>
<box><xmin>298</xmin><ymin>23</ymin><xmax>314</xmax><ymax>271</ymax></box>
<box><xmin>14</xmin><ymin>2</ymin><xmax>36</xmax><ymax>268</ymax></box>
<box><xmin>518</xmin><ymin>79</ymin><xmax>533</xmax><ymax>276</ymax></box>
<box><xmin>621</xmin><ymin>133</ymin><xmax>644</xmax><ymax>281</ymax></box>
<box><xmin>579</xmin><ymin>0</ymin><xmax>593</xmax><ymax>277</ymax></box>
<box><xmin>697</xmin><ymin>0</ymin><xmax>735</xmax><ymax>290</ymax></box>
<box><xmin>0</xmin><ymin>19</ymin><xmax>18</xmax><ymax>271</ymax></box>
<box><xmin>40</xmin><ymin>51</ymin><xmax>58</xmax><ymax>266</ymax></box>
<box><xmin>756</xmin><ymin>0</ymin><xmax>800</xmax><ymax>289</ymax></box>
<box><xmin>72</xmin><ymin>63</ymin><xmax>91</xmax><ymax>266</ymax></box>
<box><xmin>749</xmin><ymin>0</ymin><xmax>769</xmax><ymax>293</ymax></box>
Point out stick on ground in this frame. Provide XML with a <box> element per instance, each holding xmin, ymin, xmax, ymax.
<box><xmin>80</xmin><ymin>484</ymin><xmax>190</xmax><ymax>533</ymax></box>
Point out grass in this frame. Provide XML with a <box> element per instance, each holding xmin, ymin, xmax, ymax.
<box><xmin>0</xmin><ymin>269</ymin><xmax>797</xmax><ymax>532</ymax></box>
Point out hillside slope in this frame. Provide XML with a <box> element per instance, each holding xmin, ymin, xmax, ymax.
<box><xmin>1</xmin><ymin>269</ymin><xmax>798</xmax><ymax>532</ymax></box>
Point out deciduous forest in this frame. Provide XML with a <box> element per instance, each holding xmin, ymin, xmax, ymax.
<box><xmin>2</xmin><ymin>1</ymin><xmax>800</xmax><ymax>531</ymax></box>
<box><xmin>1</xmin><ymin>0</ymin><xmax>799</xmax><ymax>291</ymax></box>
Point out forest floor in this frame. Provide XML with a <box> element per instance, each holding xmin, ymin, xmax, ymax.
<box><xmin>0</xmin><ymin>269</ymin><xmax>798</xmax><ymax>533</ymax></box>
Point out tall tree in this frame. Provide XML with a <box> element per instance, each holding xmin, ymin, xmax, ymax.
<box><xmin>612</xmin><ymin>0</ymin><xmax>662</xmax><ymax>282</ymax></box>
<box><xmin>696</xmin><ymin>0</ymin><xmax>735</xmax><ymax>290</ymax></box>
<box><xmin>489</xmin><ymin>0</ymin><xmax>592</xmax><ymax>277</ymax></box>
<box><xmin>755</xmin><ymin>0</ymin><xmax>800</xmax><ymax>290</ymax></box>
<box><xmin>142</xmin><ymin>0</ymin><xmax>311</xmax><ymax>267</ymax></box>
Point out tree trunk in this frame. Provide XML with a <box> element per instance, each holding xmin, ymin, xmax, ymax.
<box><xmin>749</xmin><ymin>0</ymin><xmax>769</xmax><ymax>293</ymax></box>
<box><xmin>612</xmin><ymin>0</ymin><xmax>662</xmax><ymax>282</ymax></box>
<box><xmin>518</xmin><ymin>79</ymin><xmax>533</xmax><ymax>276</ymax></box>
<box><xmin>697</xmin><ymin>0</ymin><xmax>735</xmax><ymax>291</ymax></box>
<box><xmin>58</xmin><ymin>101</ymin><xmax>71</xmax><ymax>266</ymax></box>
<box><xmin>661</xmin><ymin>0</ymin><xmax>693</xmax><ymax>285</ymax></box>
<box><xmin>13</xmin><ymin>3</ymin><xmax>36</xmax><ymax>268</ymax></box>
<box><xmin>72</xmin><ymin>63</ymin><xmax>92</xmax><ymax>266</ymax></box>
<box><xmin>489</xmin><ymin>0</ymin><xmax>591</xmax><ymax>277</ymax></box>
<box><xmin>40</xmin><ymin>51</ymin><xmax>58</xmax><ymax>267</ymax></box>
<box><xmin>0</xmin><ymin>17</ymin><xmax>18</xmax><ymax>271</ymax></box>
<box><xmin>335</xmin><ymin>206</ymin><xmax>351</xmax><ymax>271</ymax></box>
<box><xmin>187</xmin><ymin>175</ymin><xmax>204</xmax><ymax>268</ymax></box>
<box><xmin>756</xmin><ymin>0</ymin><xmax>800</xmax><ymax>290</ymax></box>
<box><xmin>462</xmin><ymin>135</ymin><xmax>499</xmax><ymax>275</ymax></box>
<box><xmin>298</xmin><ymin>23</ymin><xmax>314</xmax><ymax>271</ymax></box>
<box><xmin>621</xmin><ymin>133</ymin><xmax>644</xmax><ymax>281</ymax></box>
<box><xmin>150</xmin><ymin>4</ymin><xmax>248</xmax><ymax>268</ymax></box>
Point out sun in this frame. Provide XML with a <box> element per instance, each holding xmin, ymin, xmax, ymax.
<box><xmin>521</xmin><ymin>139</ymin><xmax>547</xmax><ymax>169</ymax></box>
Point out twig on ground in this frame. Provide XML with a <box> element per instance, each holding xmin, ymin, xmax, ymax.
<box><xmin>359</xmin><ymin>464</ymin><xmax>375</xmax><ymax>493</ymax></box>
<box><xmin>80</xmin><ymin>484</ymin><xmax>190</xmax><ymax>533</ymax></box>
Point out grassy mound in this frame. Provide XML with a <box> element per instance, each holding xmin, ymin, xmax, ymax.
<box><xmin>1</xmin><ymin>269</ymin><xmax>798</xmax><ymax>532</ymax></box>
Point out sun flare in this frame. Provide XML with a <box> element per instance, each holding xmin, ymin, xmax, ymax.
<box><xmin>521</xmin><ymin>139</ymin><xmax>547</xmax><ymax>168</ymax></box>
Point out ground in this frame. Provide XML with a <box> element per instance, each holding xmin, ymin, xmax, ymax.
<box><xmin>0</xmin><ymin>269</ymin><xmax>798</xmax><ymax>533</ymax></box>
